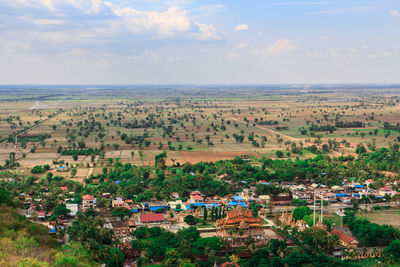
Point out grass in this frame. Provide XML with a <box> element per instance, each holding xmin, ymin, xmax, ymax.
<box><xmin>357</xmin><ymin>211</ymin><xmax>400</xmax><ymax>228</ymax></box>
<box><xmin>196</xmin><ymin>222</ymin><xmax>216</xmax><ymax>228</ymax></box>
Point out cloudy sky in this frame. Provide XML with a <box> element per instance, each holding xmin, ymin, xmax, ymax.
<box><xmin>0</xmin><ymin>0</ymin><xmax>399</xmax><ymax>84</ymax></box>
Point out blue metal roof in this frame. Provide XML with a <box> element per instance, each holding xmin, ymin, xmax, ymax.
<box><xmin>336</xmin><ymin>193</ymin><xmax>350</xmax><ymax>197</ymax></box>
<box><xmin>232</xmin><ymin>196</ymin><xmax>244</xmax><ymax>201</ymax></box>
<box><xmin>149</xmin><ymin>206</ymin><xmax>169</xmax><ymax>211</ymax></box>
<box><xmin>229</xmin><ymin>201</ymin><xmax>247</xmax><ymax>207</ymax></box>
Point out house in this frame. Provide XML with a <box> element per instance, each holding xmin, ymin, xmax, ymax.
<box><xmin>139</xmin><ymin>213</ymin><xmax>165</xmax><ymax>224</ymax></box>
<box><xmin>142</xmin><ymin>200</ymin><xmax>170</xmax><ymax>211</ymax></box>
<box><xmin>37</xmin><ymin>210</ymin><xmax>46</xmax><ymax>220</ymax></box>
<box><xmin>365</xmin><ymin>179</ymin><xmax>375</xmax><ymax>187</ymax></box>
<box><xmin>258</xmin><ymin>195</ymin><xmax>270</xmax><ymax>203</ymax></box>
<box><xmin>57</xmin><ymin>166</ymin><xmax>68</xmax><ymax>172</ymax></box>
<box><xmin>331</xmin><ymin>228</ymin><xmax>359</xmax><ymax>248</ymax></box>
<box><xmin>113</xmin><ymin>220</ymin><xmax>136</xmax><ymax>238</ymax></box>
<box><xmin>130</xmin><ymin>204</ymin><xmax>141</xmax><ymax>213</ymax></box>
<box><xmin>169</xmin><ymin>200</ymin><xmax>186</xmax><ymax>210</ymax></box>
<box><xmin>82</xmin><ymin>194</ymin><xmax>96</xmax><ymax>211</ymax></box>
<box><xmin>171</xmin><ymin>192</ymin><xmax>180</xmax><ymax>199</ymax></box>
<box><xmin>190</xmin><ymin>191</ymin><xmax>202</xmax><ymax>197</ymax></box>
<box><xmin>271</xmin><ymin>194</ymin><xmax>292</xmax><ymax>206</ymax></box>
<box><xmin>190</xmin><ymin>194</ymin><xmax>204</xmax><ymax>203</ymax></box>
<box><xmin>379</xmin><ymin>186</ymin><xmax>397</xmax><ymax>197</ymax></box>
<box><xmin>24</xmin><ymin>205</ymin><xmax>38</xmax><ymax>218</ymax></box>
<box><xmin>102</xmin><ymin>193</ymin><xmax>111</xmax><ymax>199</ymax></box>
<box><xmin>218</xmin><ymin>173</ymin><xmax>229</xmax><ymax>180</ymax></box>
<box><xmin>112</xmin><ymin>197</ymin><xmax>126</xmax><ymax>208</ymax></box>
<box><xmin>66</xmin><ymin>203</ymin><xmax>79</xmax><ymax>217</ymax></box>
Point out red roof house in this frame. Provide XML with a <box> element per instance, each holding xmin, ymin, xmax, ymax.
<box><xmin>140</xmin><ymin>213</ymin><xmax>164</xmax><ymax>224</ymax></box>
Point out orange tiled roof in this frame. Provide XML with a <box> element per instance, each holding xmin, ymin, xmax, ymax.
<box><xmin>331</xmin><ymin>228</ymin><xmax>358</xmax><ymax>245</ymax></box>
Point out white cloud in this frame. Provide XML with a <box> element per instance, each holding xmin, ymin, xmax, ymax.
<box><xmin>236</xmin><ymin>43</ymin><xmax>248</xmax><ymax>49</ymax></box>
<box><xmin>0</xmin><ymin>1</ymin><xmax>222</xmax><ymax>41</ymax></box>
<box><xmin>390</xmin><ymin>10</ymin><xmax>399</xmax><ymax>17</ymax></box>
<box><xmin>383</xmin><ymin>51</ymin><xmax>392</xmax><ymax>57</ymax></box>
<box><xmin>196</xmin><ymin>22</ymin><xmax>222</xmax><ymax>40</ymax></box>
<box><xmin>167</xmin><ymin>56</ymin><xmax>181</xmax><ymax>62</ymax></box>
<box><xmin>104</xmin><ymin>4</ymin><xmax>222</xmax><ymax>40</ymax></box>
<box><xmin>225</xmin><ymin>52</ymin><xmax>240</xmax><ymax>58</ymax></box>
<box><xmin>70</xmin><ymin>49</ymin><xmax>86</xmax><ymax>56</ymax></box>
<box><xmin>234</xmin><ymin>24</ymin><xmax>249</xmax><ymax>31</ymax></box>
<box><xmin>33</xmin><ymin>19</ymin><xmax>64</xmax><ymax>25</ymax></box>
<box><xmin>251</xmin><ymin>39</ymin><xmax>298</xmax><ymax>57</ymax></box>
<box><xmin>267</xmin><ymin>39</ymin><xmax>298</xmax><ymax>54</ymax></box>
<box><xmin>109</xmin><ymin>5</ymin><xmax>192</xmax><ymax>35</ymax></box>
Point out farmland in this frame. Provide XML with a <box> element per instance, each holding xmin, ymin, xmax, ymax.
<box><xmin>1</xmin><ymin>85</ymin><xmax>400</xmax><ymax>181</ymax></box>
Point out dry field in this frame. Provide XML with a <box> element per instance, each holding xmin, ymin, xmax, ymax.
<box><xmin>1</xmin><ymin>87</ymin><xmax>400</xmax><ymax>180</ymax></box>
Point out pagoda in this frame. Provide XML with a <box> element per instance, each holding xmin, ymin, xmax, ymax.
<box><xmin>216</xmin><ymin>206</ymin><xmax>267</xmax><ymax>249</ymax></box>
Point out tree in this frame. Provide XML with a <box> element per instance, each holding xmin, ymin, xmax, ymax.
<box><xmin>68</xmin><ymin>212</ymin><xmax>114</xmax><ymax>261</ymax></box>
<box><xmin>0</xmin><ymin>187</ymin><xmax>12</xmax><ymax>206</ymax></box>
<box><xmin>275</xmin><ymin>150</ymin><xmax>284</xmax><ymax>158</ymax></box>
<box><xmin>192</xmin><ymin>237</ymin><xmax>225</xmax><ymax>254</ymax></box>
<box><xmin>355</xmin><ymin>143</ymin><xmax>366</xmax><ymax>154</ymax></box>
<box><xmin>105</xmin><ymin>247</ymin><xmax>124</xmax><ymax>267</ymax></box>
<box><xmin>178</xmin><ymin>227</ymin><xmax>200</xmax><ymax>244</ymax></box>
<box><xmin>184</xmin><ymin>215</ymin><xmax>198</xmax><ymax>225</ymax></box>
<box><xmin>385</xmin><ymin>239</ymin><xmax>400</xmax><ymax>261</ymax></box>
<box><xmin>78</xmin><ymin>141</ymin><xmax>86</xmax><ymax>148</ymax></box>
<box><xmin>350</xmin><ymin>199</ymin><xmax>359</xmax><ymax>211</ymax></box>
<box><xmin>268</xmin><ymin>239</ymin><xmax>287</xmax><ymax>257</ymax></box>
<box><xmin>71</xmin><ymin>168</ymin><xmax>77</xmax><ymax>177</ymax></box>
<box><xmin>300</xmin><ymin>227</ymin><xmax>339</xmax><ymax>255</ymax></box>
<box><xmin>49</xmin><ymin>204</ymin><xmax>71</xmax><ymax>221</ymax></box>
<box><xmin>112</xmin><ymin>207</ymin><xmax>132</xmax><ymax>220</ymax></box>
<box><xmin>155</xmin><ymin>151</ymin><xmax>167</xmax><ymax>169</ymax></box>
<box><xmin>203</xmin><ymin>207</ymin><xmax>208</xmax><ymax>221</ymax></box>
<box><xmin>343</xmin><ymin>207</ymin><xmax>355</xmax><ymax>225</ymax></box>
<box><xmin>163</xmin><ymin>248</ymin><xmax>180</xmax><ymax>267</ymax></box>
<box><xmin>112</xmin><ymin>143</ymin><xmax>120</xmax><ymax>150</ymax></box>
<box><xmin>292</xmin><ymin>206</ymin><xmax>312</xmax><ymax>221</ymax></box>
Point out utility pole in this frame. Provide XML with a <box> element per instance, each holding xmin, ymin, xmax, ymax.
<box><xmin>320</xmin><ymin>194</ymin><xmax>323</xmax><ymax>223</ymax></box>
<box><xmin>313</xmin><ymin>190</ymin><xmax>316</xmax><ymax>226</ymax></box>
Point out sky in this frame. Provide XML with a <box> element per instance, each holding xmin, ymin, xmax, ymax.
<box><xmin>0</xmin><ymin>0</ymin><xmax>399</xmax><ymax>84</ymax></box>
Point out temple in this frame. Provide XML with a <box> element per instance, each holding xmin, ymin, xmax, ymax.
<box><xmin>216</xmin><ymin>206</ymin><xmax>268</xmax><ymax>249</ymax></box>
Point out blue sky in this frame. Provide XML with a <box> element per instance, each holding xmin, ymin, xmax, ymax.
<box><xmin>0</xmin><ymin>0</ymin><xmax>399</xmax><ymax>84</ymax></box>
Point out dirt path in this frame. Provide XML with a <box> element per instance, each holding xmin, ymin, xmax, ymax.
<box><xmin>86</xmin><ymin>167</ymin><xmax>94</xmax><ymax>178</ymax></box>
<box><xmin>230</xmin><ymin>117</ymin><xmax>301</xmax><ymax>142</ymax></box>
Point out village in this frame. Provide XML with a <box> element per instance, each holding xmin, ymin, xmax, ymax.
<box><xmin>12</xmin><ymin>170</ymin><xmax>399</xmax><ymax>265</ymax></box>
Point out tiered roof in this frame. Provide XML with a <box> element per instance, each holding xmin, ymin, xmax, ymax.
<box><xmin>216</xmin><ymin>207</ymin><xmax>263</xmax><ymax>228</ymax></box>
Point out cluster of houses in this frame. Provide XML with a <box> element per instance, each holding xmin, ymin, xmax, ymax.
<box><xmin>286</xmin><ymin>177</ymin><xmax>398</xmax><ymax>205</ymax></box>
<box><xmin>20</xmin><ymin>176</ymin><xmax>399</xmax><ymax>230</ymax></box>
